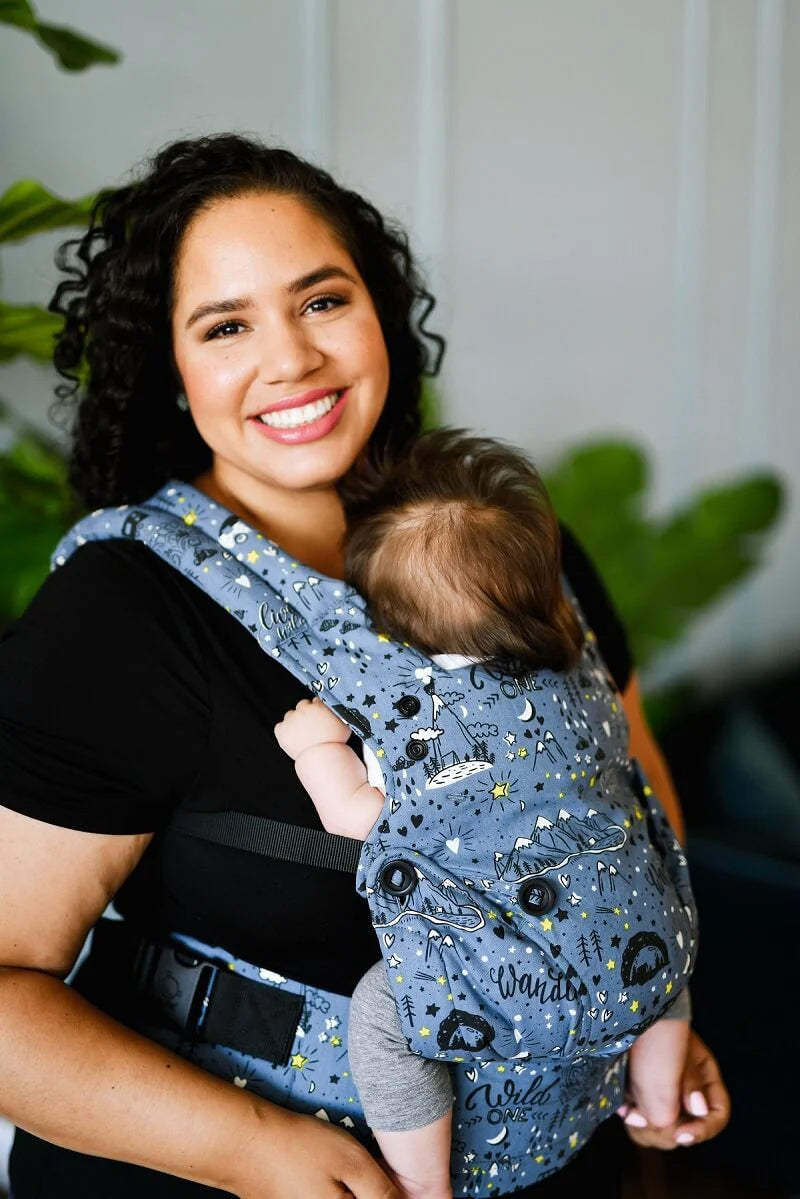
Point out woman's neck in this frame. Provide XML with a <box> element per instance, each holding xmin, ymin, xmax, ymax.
<box><xmin>193</xmin><ymin>469</ymin><xmax>347</xmax><ymax>577</ymax></box>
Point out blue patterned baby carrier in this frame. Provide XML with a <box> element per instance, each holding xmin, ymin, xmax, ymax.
<box><xmin>54</xmin><ymin>481</ymin><xmax>697</xmax><ymax>1193</ymax></box>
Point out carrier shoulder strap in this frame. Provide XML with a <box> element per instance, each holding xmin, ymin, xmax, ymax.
<box><xmin>168</xmin><ymin>808</ymin><xmax>361</xmax><ymax>873</ymax></box>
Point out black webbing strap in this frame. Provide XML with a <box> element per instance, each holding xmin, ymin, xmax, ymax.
<box><xmin>169</xmin><ymin>808</ymin><xmax>363</xmax><ymax>874</ymax></box>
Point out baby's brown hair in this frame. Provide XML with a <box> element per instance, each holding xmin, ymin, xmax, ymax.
<box><xmin>344</xmin><ymin>429</ymin><xmax>584</xmax><ymax>672</ymax></box>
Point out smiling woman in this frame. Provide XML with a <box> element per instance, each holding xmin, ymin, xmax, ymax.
<box><xmin>0</xmin><ymin>133</ymin><xmax>728</xmax><ymax>1199</ymax></box>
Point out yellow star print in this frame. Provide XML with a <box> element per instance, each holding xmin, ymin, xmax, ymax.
<box><xmin>246</xmin><ymin>549</ymin><xmax>260</xmax><ymax>563</ymax></box>
<box><xmin>330</xmin><ymin>1035</ymin><xmax>342</xmax><ymax>1046</ymax></box>
<box><xmin>290</xmin><ymin>1053</ymin><xmax>308</xmax><ymax>1070</ymax></box>
<box><xmin>377</xmin><ymin>633</ymin><xmax>391</xmax><ymax>642</ymax></box>
<box><xmin>666</xmin><ymin>981</ymin><xmax>673</xmax><ymax>994</ymax></box>
<box><xmin>491</xmin><ymin>781</ymin><xmax>510</xmax><ymax>799</ymax></box>
<box><xmin>419</xmin><ymin>1027</ymin><xmax>431</xmax><ymax>1037</ymax></box>
<box><xmin>517</xmin><ymin>747</ymin><xmax>528</xmax><ymax>759</ymax></box>
<box><xmin>606</xmin><ymin>959</ymin><xmax>616</xmax><ymax>970</ymax></box>
<box><xmin>436</xmin><ymin>976</ymin><xmax>446</xmax><ymax>985</ymax></box>
<box><xmin>183</xmin><ymin>511</ymin><xmax>198</xmax><ymax>526</ymax></box>
<box><xmin>630</xmin><ymin>1000</ymin><xmax>639</xmax><ymax>1012</ymax></box>
<box><xmin>540</xmin><ymin>917</ymin><xmax>553</xmax><ymax>932</ymax></box>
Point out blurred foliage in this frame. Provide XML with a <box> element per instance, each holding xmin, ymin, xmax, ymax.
<box><xmin>0</xmin><ymin>405</ymin><xmax>80</xmax><ymax>621</ymax></box>
<box><xmin>544</xmin><ymin>439</ymin><xmax>784</xmax><ymax>673</ymax></box>
<box><xmin>0</xmin><ymin>7</ymin><xmax>120</xmax><ymax>622</ymax></box>
<box><xmin>0</xmin><ymin>0</ymin><xmax>119</xmax><ymax>71</ymax></box>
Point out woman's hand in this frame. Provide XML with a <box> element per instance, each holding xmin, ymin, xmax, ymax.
<box><xmin>618</xmin><ymin>1028</ymin><xmax>730</xmax><ymax>1150</ymax></box>
<box><xmin>228</xmin><ymin>1104</ymin><xmax>400</xmax><ymax>1199</ymax></box>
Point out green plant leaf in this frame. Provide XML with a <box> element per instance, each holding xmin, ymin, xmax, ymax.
<box><xmin>34</xmin><ymin>21</ymin><xmax>119</xmax><ymax>71</ymax></box>
<box><xmin>0</xmin><ymin>300</ymin><xmax>62</xmax><ymax>362</ymax></box>
<box><xmin>545</xmin><ymin>439</ymin><xmax>785</xmax><ymax>672</ymax></box>
<box><xmin>0</xmin><ymin>0</ymin><xmax>36</xmax><ymax>32</ymax></box>
<box><xmin>0</xmin><ymin>179</ymin><xmax>96</xmax><ymax>243</ymax></box>
<box><xmin>0</xmin><ymin>1</ymin><xmax>120</xmax><ymax>70</ymax></box>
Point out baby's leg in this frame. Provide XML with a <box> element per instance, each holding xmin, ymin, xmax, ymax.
<box><xmin>348</xmin><ymin>962</ymin><xmax>453</xmax><ymax>1199</ymax></box>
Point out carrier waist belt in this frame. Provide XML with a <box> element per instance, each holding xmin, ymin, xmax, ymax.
<box><xmin>82</xmin><ymin>919</ymin><xmax>303</xmax><ymax>1067</ymax></box>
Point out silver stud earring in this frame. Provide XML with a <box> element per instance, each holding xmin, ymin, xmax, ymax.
<box><xmin>176</xmin><ymin>391</ymin><xmax>189</xmax><ymax>412</ymax></box>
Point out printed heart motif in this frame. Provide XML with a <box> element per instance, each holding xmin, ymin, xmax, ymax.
<box><xmin>318</xmin><ymin>661</ymin><xmax>330</xmax><ymax>675</ymax></box>
<box><xmin>378</xmin><ymin>820</ymin><xmax>389</xmax><ymax>834</ymax></box>
<box><xmin>311</xmin><ymin>680</ymin><xmax>323</xmax><ymax>693</ymax></box>
<box><xmin>446</xmin><ymin>837</ymin><xmax>460</xmax><ymax>854</ymax></box>
<box><xmin>493</xmin><ymin>926</ymin><xmax>505</xmax><ymax>939</ymax></box>
<box><xmin>383</xmin><ymin>933</ymin><xmax>395</xmax><ymax>948</ymax></box>
<box><xmin>592</xmin><ymin>974</ymin><xmax>601</xmax><ymax>985</ymax></box>
<box><xmin>233</xmin><ymin>1077</ymin><xmax>247</xmax><ymax>1088</ymax></box>
<box><xmin>411</xmin><ymin>813</ymin><xmax>423</xmax><ymax>828</ymax></box>
<box><xmin>595</xmin><ymin>747</ymin><xmax>606</xmax><ymax>761</ymax></box>
<box><xmin>390</xmin><ymin>799</ymin><xmax>401</xmax><ymax>813</ymax></box>
<box><xmin>396</xmin><ymin>826</ymin><xmax>408</xmax><ymax>837</ymax></box>
<box><xmin>466</xmin><ymin>1068</ymin><xmax>478</xmax><ymax>1082</ymax></box>
<box><xmin>588</xmin><ymin>1008</ymin><xmax>598</xmax><ymax>1019</ymax></box>
<box><xmin>550</xmin><ymin>944</ymin><xmax>561</xmax><ymax>957</ymax></box>
<box><xmin>596</xmin><ymin>990</ymin><xmax>608</xmax><ymax>1003</ymax></box>
<box><xmin>602</xmin><ymin>1008</ymin><xmax>613</xmax><ymax>1022</ymax></box>
<box><xmin>676</xmin><ymin>931</ymin><xmax>684</xmax><ymax>948</ymax></box>
<box><xmin>558</xmin><ymin>874</ymin><xmax>570</xmax><ymax>888</ymax></box>
<box><xmin>327</xmin><ymin>677</ymin><xmax>339</xmax><ymax>689</ymax></box>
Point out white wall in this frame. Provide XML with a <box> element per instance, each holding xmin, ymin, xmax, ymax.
<box><xmin>1</xmin><ymin>0</ymin><xmax>797</xmax><ymax>680</ymax></box>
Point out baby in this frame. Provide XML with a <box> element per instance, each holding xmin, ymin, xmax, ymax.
<box><xmin>275</xmin><ymin>429</ymin><xmax>690</xmax><ymax>1199</ymax></box>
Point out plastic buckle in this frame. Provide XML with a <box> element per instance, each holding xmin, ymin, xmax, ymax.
<box><xmin>136</xmin><ymin>942</ymin><xmax>218</xmax><ymax>1039</ymax></box>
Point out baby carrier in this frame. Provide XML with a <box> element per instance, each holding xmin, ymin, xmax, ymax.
<box><xmin>54</xmin><ymin>481</ymin><xmax>697</xmax><ymax>1189</ymax></box>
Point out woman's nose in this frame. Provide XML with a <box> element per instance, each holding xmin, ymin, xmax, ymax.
<box><xmin>257</xmin><ymin>317</ymin><xmax>324</xmax><ymax>384</ymax></box>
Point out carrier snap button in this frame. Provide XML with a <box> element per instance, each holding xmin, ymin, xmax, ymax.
<box><xmin>518</xmin><ymin>878</ymin><xmax>557</xmax><ymax>916</ymax></box>
<box><xmin>380</xmin><ymin>860</ymin><xmax>417</xmax><ymax>897</ymax></box>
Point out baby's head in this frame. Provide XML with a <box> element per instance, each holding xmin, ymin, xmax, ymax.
<box><xmin>344</xmin><ymin>429</ymin><xmax>583</xmax><ymax>672</ymax></box>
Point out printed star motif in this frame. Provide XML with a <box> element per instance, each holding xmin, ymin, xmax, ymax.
<box><xmin>436</xmin><ymin>976</ymin><xmax>447</xmax><ymax>985</ymax></box>
<box><xmin>540</xmin><ymin>918</ymin><xmax>553</xmax><ymax>932</ymax></box>
<box><xmin>365</xmin><ymin>695</ymin><xmax>376</xmax><ymax>706</ymax></box>
<box><xmin>491</xmin><ymin>781</ymin><xmax>510</xmax><ymax>800</ymax></box>
<box><xmin>330</xmin><ymin>1074</ymin><xmax>340</xmax><ymax>1084</ymax></box>
<box><xmin>290</xmin><ymin>1053</ymin><xmax>309</xmax><ymax>1070</ymax></box>
<box><xmin>555</xmin><ymin>908</ymin><xmax>569</xmax><ymax>922</ymax></box>
<box><xmin>535</xmin><ymin>782</ymin><xmax>545</xmax><ymax>792</ymax></box>
<box><xmin>183</xmin><ymin>511</ymin><xmax>198</xmax><ymax>525</ymax></box>
<box><xmin>630</xmin><ymin>1000</ymin><xmax>639</xmax><ymax>1012</ymax></box>
<box><xmin>330</xmin><ymin>1035</ymin><xmax>342</xmax><ymax>1047</ymax></box>
<box><xmin>419</xmin><ymin>1026</ymin><xmax>431</xmax><ymax>1037</ymax></box>
<box><xmin>610</xmin><ymin>935</ymin><xmax>621</xmax><ymax>948</ymax></box>
<box><xmin>517</xmin><ymin>747</ymin><xmax>529</xmax><ymax>759</ymax></box>
<box><xmin>385</xmin><ymin>719</ymin><xmax>398</xmax><ymax>732</ymax></box>
<box><xmin>246</xmin><ymin>549</ymin><xmax>260</xmax><ymax>563</ymax></box>
<box><xmin>503</xmin><ymin>733</ymin><xmax>516</xmax><ymax>746</ymax></box>
<box><xmin>323</xmin><ymin>646</ymin><xmax>336</xmax><ymax>657</ymax></box>
<box><xmin>426</xmin><ymin>1004</ymin><xmax>440</xmax><ymax>1016</ymax></box>
<box><xmin>606</xmin><ymin>959</ymin><xmax>616</xmax><ymax>970</ymax></box>
<box><xmin>665</xmin><ymin>981</ymin><xmax>673</xmax><ymax>994</ymax></box>
<box><xmin>387</xmin><ymin>954</ymin><xmax>402</xmax><ymax>967</ymax></box>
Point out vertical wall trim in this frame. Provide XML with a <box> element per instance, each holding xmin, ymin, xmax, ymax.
<box><xmin>733</xmin><ymin>0</ymin><xmax>784</xmax><ymax>663</ymax></box>
<box><xmin>742</xmin><ymin>0</ymin><xmax>783</xmax><ymax>463</ymax></box>
<box><xmin>301</xmin><ymin>0</ymin><xmax>332</xmax><ymax>167</ymax></box>
<box><xmin>671</xmin><ymin>0</ymin><xmax>710</xmax><ymax>495</ymax></box>
<box><xmin>414</xmin><ymin>0</ymin><xmax>451</xmax><ymax>303</ymax></box>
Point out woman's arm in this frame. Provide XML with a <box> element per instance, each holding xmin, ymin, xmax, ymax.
<box><xmin>621</xmin><ymin>673</ymin><xmax>686</xmax><ymax>843</ymax></box>
<box><xmin>0</xmin><ymin>804</ymin><xmax>397</xmax><ymax>1199</ymax></box>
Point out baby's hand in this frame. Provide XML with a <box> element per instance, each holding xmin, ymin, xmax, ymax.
<box><xmin>624</xmin><ymin>1018</ymin><xmax>689</xmax><ymax>1132</ymax></box>
<box><xmin>274</xmin><ymin>698</ymin><xmax>351</xmax><ymax>760</ymax></box>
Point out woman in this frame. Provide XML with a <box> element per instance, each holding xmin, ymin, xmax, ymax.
<box><xmin>0</xmin><ymin>134</ymin><xmax>728</xmax><ymax>1198</ymax></box>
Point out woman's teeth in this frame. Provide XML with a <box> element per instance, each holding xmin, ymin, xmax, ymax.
<box><xmin>258</xmin><ymin>391</ymin><xmax>341</xmax><ymax>429</ymax></box>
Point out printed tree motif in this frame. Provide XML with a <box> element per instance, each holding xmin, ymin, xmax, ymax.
<box><xmin>400</xmin><ymin>995</ymin><xmax>416</xmax><ymax>1026</ymax></box>
<box><xmin>577</xmin><ymin>934</ymin><xmax>591</xmax><ymax>967</ymax></box>
<box><xmin>590</xmin><ymin>930</ymin><xmax>603</xmax><ymax>961</ymax></box>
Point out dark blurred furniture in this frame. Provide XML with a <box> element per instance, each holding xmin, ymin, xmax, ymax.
<box><xmin>660</xmin><ymin>663</ymin><xmax>800</xmax><ymax>1193</ymax></box>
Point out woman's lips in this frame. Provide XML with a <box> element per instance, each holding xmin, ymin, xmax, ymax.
<box><xmin>250</xmin><ymin>388</ymin><xmax>348</xmax><ymax>444</ymax></box>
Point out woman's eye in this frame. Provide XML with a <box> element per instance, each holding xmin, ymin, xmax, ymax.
<box><xmin>205</xmin><ymin>319</ymin><xmax>245</xmax><ymax>340</ymax></box>
<box><xmin>303</xmin><ymin>293</ymin><xmax>346</xmax><ymax>315</ymax></box>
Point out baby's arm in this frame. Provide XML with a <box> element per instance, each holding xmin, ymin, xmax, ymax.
<box><xmin>274</xmin><ymin>698</ymin><xmax>384</xmax><ymax>839</ymax></box>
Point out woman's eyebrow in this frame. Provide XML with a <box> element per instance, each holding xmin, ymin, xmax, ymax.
<box><xmin>185</xmin><ymin>297</ymin><xmax>251</xmax><ymax>330</ymax></box>
<box><xmin>286</xmin><ymin>264</ymin><xmax>357</xmax><ymax>294</ymax></box>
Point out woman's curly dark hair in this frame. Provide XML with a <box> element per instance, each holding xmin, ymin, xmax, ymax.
<box><xmin>51</xmin><ymin>133</ymin><xmax>445</xmax><ymax>507</ymax></box>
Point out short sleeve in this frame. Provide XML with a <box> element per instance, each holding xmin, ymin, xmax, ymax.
<box><xmin>560</xmin><ymin>525</ymin><xmax>633</xmax><ymax>693</ymax></box>
<box><xmin>0</xmin><ymin>541</ymin><xmax>211</xmax><ymax>833</ymax></box>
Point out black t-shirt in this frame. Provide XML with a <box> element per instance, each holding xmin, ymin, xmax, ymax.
<box><xmin>0</xmin><ymin>526</ymin><xmax>631</xmax><ymax>996</ymax></box>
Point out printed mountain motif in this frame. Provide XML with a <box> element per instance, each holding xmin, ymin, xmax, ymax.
<box><xmin>495</xmin><ymin>808</ymin><xmax>627</xmax><ymax>880</ymax></box>
<box><xmin>370</xmin><ymin>869</ymin><xmax>484</xmax><ymax>932</ymax></box>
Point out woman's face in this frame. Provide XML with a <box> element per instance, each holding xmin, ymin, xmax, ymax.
<box><xmin>171</xmin><ymin>191</ymin><xmax>390</xmax><ymax>504</ymax></box>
